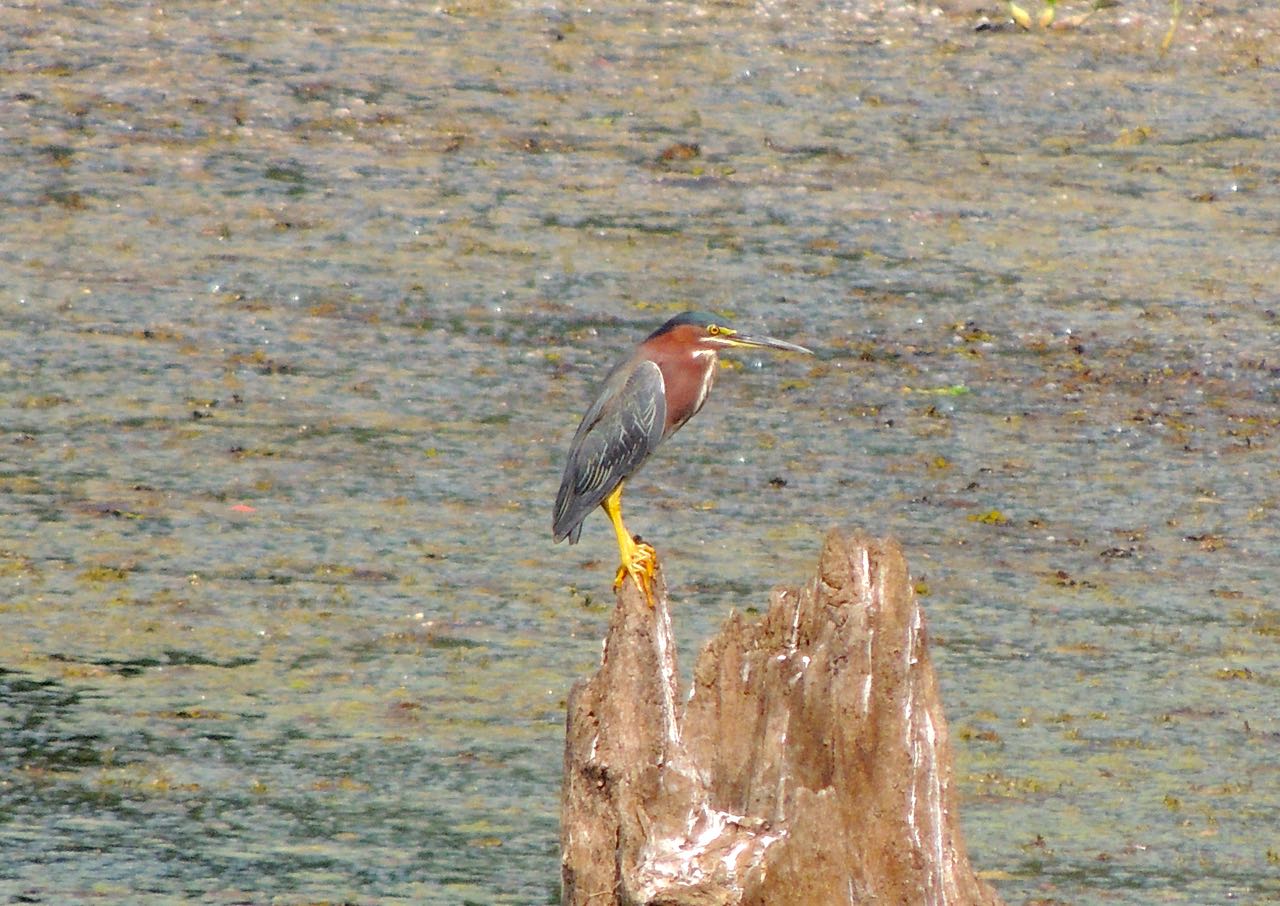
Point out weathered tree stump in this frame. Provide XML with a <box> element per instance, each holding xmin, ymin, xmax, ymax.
<box><xmin>561</xmin><ymin>530</ymin><xmax>1003</xmax><ymax>906</ymax></box>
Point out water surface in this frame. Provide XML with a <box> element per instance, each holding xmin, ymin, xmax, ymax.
<box><xmin>2</xmin><ymin>1</ymin><xmax>1278</xmax><ymax>903</ymax></box>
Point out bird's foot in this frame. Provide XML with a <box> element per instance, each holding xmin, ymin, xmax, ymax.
<box><xmin>613</xmin><ymin>542</ymin><xmax>658</xmax><ymax>607</ymax></box>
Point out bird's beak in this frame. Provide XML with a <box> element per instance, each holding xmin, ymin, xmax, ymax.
<box><xmin>720</xmin><ymin>332</ymin><xmax>814</xmax><ymax>355</ymax></box>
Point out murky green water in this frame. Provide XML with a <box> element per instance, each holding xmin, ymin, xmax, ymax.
<box><xmin>2</xmin><ymin>1</ymin><xmax>1278</xmax><ymax>903</ymax></box>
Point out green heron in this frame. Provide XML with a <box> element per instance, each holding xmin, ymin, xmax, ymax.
<box><xmin>552</xmin><ymin>311</ymin><xmax>812</xmax><ymax>605</ymax></box>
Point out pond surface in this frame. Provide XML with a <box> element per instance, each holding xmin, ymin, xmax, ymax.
<box><xmin>1</xmin><ymin>0</ymin><xmax>1278</xmax><ymax>903</ymax></box>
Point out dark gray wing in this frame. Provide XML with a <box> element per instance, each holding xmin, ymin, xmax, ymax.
<box><xmin>552</xmin><ymin>359</ymin><xmax>667</xmax><ymax>543</ymax></box>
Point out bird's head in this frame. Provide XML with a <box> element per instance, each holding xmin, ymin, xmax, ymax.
<box><xmin>645</xmin><ymin>310</ymin><xmax>813</xmax><ymax>356</ymax></box>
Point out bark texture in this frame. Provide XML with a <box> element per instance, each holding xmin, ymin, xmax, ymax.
<box><xmin>561</xmin><ymin>530</ymin><xmax>1003</xmax><ymax>906</ymax></box>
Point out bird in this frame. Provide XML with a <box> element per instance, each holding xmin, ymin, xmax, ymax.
<box><xmin>552</xmin><ymin>311</ymin><xmax>812</xmax><ymax>605</ymax></box>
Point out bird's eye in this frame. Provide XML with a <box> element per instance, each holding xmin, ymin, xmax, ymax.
<box><xmin>707</xmin><ymin>325</ymin><xmax>722</xmax><ymax>336</ymax></box>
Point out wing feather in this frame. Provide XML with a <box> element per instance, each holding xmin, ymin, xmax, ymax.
<box><xmin>552</xmin><ymin>360</ymin><xmax>667</xmax><ymax>543</ymax></box>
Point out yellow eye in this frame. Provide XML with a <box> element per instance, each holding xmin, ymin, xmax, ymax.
<box><xmin>708</xmin><ymin>324</ymin><xmax>722</xmax><ymax>336</ymax></box>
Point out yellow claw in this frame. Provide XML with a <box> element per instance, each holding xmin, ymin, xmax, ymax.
<box><xmin>603</xmin><ymin>483</ymin><xmax>659</xmax><ymax>607</ymax></box>
<box><xmin>612</xmin><ymin>542</ymin><xmax>657</xmax><ymax>607</ymax></box>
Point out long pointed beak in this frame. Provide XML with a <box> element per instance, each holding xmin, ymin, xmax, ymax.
<box><xmin>722</xmin><ymin>332</ymin><xmax>813</xmax><ymax>355</ymax></box>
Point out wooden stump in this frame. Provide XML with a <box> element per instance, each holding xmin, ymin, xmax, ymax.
<box><xmin>561</xmin><ymin>530</ymin><xmax>1003</xmax><ymax>906</ymax></box>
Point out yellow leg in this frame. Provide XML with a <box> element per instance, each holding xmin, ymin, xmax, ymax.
<box><xmin>602</xmin><ymin>483</ymin><xmax>657</xmax><ymax>607</ymax></box>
